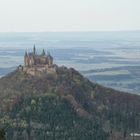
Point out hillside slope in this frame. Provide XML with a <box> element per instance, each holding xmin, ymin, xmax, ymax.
<box><xmin>0</xmin><ymin>66</ymin><xmax>140</xmax><ymax>140</ymax></box>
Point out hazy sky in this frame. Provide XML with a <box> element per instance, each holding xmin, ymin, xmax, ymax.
<box><xmin>0</xmin><ymin>0</ymin><xmax>140</xmax><ymax>32</ymax></box>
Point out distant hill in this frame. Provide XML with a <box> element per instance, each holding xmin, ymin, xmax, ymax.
<box><xmin>0</xmin><ymin>65</ymin><xmax>140</xmax><ymax>140</ymax></box>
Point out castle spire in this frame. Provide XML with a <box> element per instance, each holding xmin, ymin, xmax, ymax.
<box><xmin>42</xmin><ymin>49</ymin><xmax>46</xmax><ymax>56</ymax></box>
<box><xmin>33</xmin><ymin>44</ymin><xmax>36</xmax><ymax>55</ymax></box>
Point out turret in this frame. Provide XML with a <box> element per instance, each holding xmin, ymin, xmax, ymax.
<box><xmin>33</xmin><ymin>44</ymin><xmax>36</xmax><ymax>55</ymax></box>
<box><xmin>24</xmin><ymin>51</ymin><xmax>28</xmax><ymax>66</ymax></box>
<box><xmin>42</xmin><ymin>49</ymin><xmax>46</xmax><ymax>56</ymax></box>
<box><xmin>47</xmin><ymin>51</ymin><xmax>53</xmax><ymax>66</ymax></box>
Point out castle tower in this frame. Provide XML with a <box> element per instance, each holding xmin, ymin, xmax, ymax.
<box><xmin>47</xmin><ymin>52</ymin><xmax>53</xmax><ymax>66</ymax></box>
<box><xmin>42</xmin><ymin>49</ymin><xmax>46</xmax><ymax>56</ymax></box>
<box><xmin>23</xmin><ymin>46</ymin><xmax>53</xmax><ymax>68</ymax></box>
<box><xmin>33</xmin><ymin>44</ymin><xmax>36</xmax><ymax>55</ymax></box>
<box><xmin>24</xmin><ymin>51</ymin><xmax>28</xmax><ymax>66</ymax></box>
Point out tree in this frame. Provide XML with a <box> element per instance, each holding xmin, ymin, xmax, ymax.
<box><xmin>0</xmin><ymin>129</ymin><xmax>6</xmax><ymax>140</ymax></box>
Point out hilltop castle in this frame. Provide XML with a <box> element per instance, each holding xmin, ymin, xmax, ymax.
<box><xmin>24</xmin><ymin>45</ymin><xmax>53</xmax><ymax>67</ymax></box>
<box><xmin>19</xmin><ymin>45</ymin><xmax>56</xmax><ymax>76</ymax></box>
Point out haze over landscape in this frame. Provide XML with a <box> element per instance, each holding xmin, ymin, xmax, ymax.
<box><xmin>0</xmin><ymin>31</ymin><xmax>140</xmax><ymax>94</ymax></box>
<box><xmin>0</xmin><ymin>1</ymin><xmax>140</xmax><ymax>140</ymax></box>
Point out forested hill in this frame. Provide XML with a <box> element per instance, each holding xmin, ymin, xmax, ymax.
<box><xmin>0</xmin><ymin>65</ymin><xmax>140</xmax><ymax>140</ymax></box>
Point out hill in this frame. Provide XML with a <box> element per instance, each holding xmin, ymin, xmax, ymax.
<box><xmin>0</xmin><ymin>65</ymin><xmax>140</xmax><ymax>140</ymax></box>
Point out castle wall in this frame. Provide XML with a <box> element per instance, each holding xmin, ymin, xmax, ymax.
<box><xmin>22</xmin><ymin>65</ymin><xmax>56</xmax><ymax>77</ymax></box>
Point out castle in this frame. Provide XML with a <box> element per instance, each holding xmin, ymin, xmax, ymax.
<box><xmin>24</xmin><ymin>45</ymin><xmax>53</xmax><ymax>67</ymax></box>
<box><xmin>19</xmin><ymin>45</ymin><xmax>56</xmax><ymax>76</ymax></box>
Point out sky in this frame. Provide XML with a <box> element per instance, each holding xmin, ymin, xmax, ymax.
<box><xmin>0</xmin><ymin>0</ymin><xmax>140</xmax><ymax>32</ymax></box>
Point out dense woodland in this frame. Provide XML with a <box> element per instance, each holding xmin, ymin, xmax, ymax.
<box><xmin>0</xmin><ymin>66</ymin><xmax>140</xmax><ymax>140</ymax></box>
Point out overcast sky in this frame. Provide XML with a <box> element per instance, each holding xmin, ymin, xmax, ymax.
<box><xmin>0</xmin><ymin>0</ymin><xmax>140</xmax><ymax>32</ymax></box>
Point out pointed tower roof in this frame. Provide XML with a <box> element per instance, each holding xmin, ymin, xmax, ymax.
<box><xmin>42</xmin><ymin>49</ymin><xmax>46</xmax><ymax>56</ymax></box>
<box><xmin>47</xmin><ymin>51</ymin><xmax>53</xmax><ymax>59</ymax></box>
<box><xmin>33</xmin><ymin>44</ymin><xmax>36</xmax><ymax>55</ymax></box>
<box><xmin>33</xmin><ymin>44</ymin><xmax>36</xmax><ymax>49</ymax></box>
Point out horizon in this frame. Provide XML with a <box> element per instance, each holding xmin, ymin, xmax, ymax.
<box><xmin>0</xmin><ymin>30</ymin><xmax>140</xmax><ymax>33</ymax></box>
